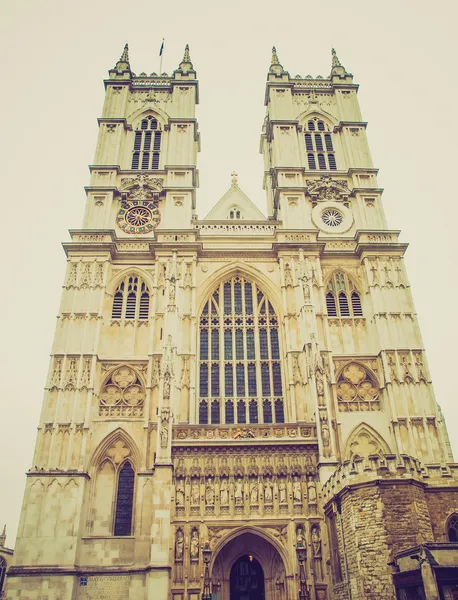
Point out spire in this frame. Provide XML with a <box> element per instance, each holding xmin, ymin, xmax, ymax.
<box><xmin>109</xmin><ymin>42</ymin><xmax>131</xmax><ymax>78</ymax></box>
<box><xmin>330</xmin><ymin>47</ymin><xmax>348</xmax><ymax>78</ymax></box>
<box><xmin>176</xmin><ymin>43</ymin><xmax>195</xmax><ymax>74</ymax></box>
<box><xmin>269</xmin><ymin>46</ymin><xmax>286</xmax><ymax>76</ymax></box>
<box><xmin>120</xmin><ymin>43</ymin><xmax>129</xmax><ymax>63</ymax></box>
<box><xmin>0</xmin><ymin>524</ymin><xmax>6</xmax><ymax>547</ymax></box>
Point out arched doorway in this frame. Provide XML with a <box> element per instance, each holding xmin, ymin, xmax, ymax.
<box><xmin>230</xmin><ymin>555</ymin><xmax>265</xmax><ymax>600</ymax></box>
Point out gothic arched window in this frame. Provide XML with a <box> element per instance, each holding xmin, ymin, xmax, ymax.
<box><xmin>304</xmin><ymin>118</ymin><xmax>337</xmax><ymax>171</ymax></box>
<box><xmin>326</xmin><ymin>272</ymin><xmax>363</xmax><ymax>317</ymax></box>
<box><xmin>198</xmin><ymin>276</ymin><xmax>285</xmax><ymax>424</ymax></box>
<box><xmin>447</xmin><ymin>514</ymin><xmax>458</xmax><ymax>542</ymax></box>
<box><xmin>0</xmin><ymin>557</ymin><xmax>6</xmax><ymax>597</ymax></box>
<box><xmin>111</xmin><ymin>274</ymin><xmax>150</xmax><ymax>321</ymax></box>
<box><xmin>113</xmin><ymin>461</ymin><xmax>135</xmax><ymax>536</ymax></box>
<box><xmin>228</xmin><ymin>206</ymin><xmax>243</xmax><ymax>219</ymax></box>
<box><xmin>131</xmin><ymin>115</ymin><xmax>162</xmax><ymax>170</ymax></box>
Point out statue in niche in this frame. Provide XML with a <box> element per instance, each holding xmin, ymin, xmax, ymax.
<box><xmin>175</xmin><ymin>480</ymin><xmax>185</xmax><ymax>506</ymax></box>
<box><xmin>264</xmin><ymin>477</ymin><xmax>273</xmax><ymax>503</ymax></box>
<box><xmin>235</xmin><ymin>477</ymin><xmax>244</xmax><ymax>504</ymax></box>
<box><xmin>168</xmin><ymin>281</ymin><xmax>176</xmax><ymax>305</ymax></box>
<box><xmin>311</xmin><ymin>525</ymin><xmax>322</xmax><ymax>557</ymax></box>
<box><xmin>184</xmin><ymin>263</ymin><xmax>193</xmax><ymax>288</ymax></box>
<box><xmin>163</xmin><ymin>371</ymin><xmax>171</xmax><ymax>401</ymax></box>
<box><xmin>321</xmin><ymin>420</ymin><xmax>330</xmax><ymax>448</ymax></box>
<box><xmin>292</xmin><ymin>354</ymin><xmax>303</xmax><ymax>385</ymax></box>
<box><xmin>151</xmin><ymin>357</ymin><xmax>161</xmax><ymax>388</ymax></box>
<box><xmin>307</xmin><ymin>477</ymin><xmax>317</xmax><ymax>503</ymax></box>
<box><xmin>250</xmin><ymin>479</ymin><xmax>259</xmax><ymax>504</ymax></box>
<box><xmin>175</xmin><ymin>529</ymin><xmax>184</xmax><ymax>561</ymax></box>
<box><xmin>163</xmin><ymin>335</ymin><xmax>174</xmax><ymax>377</ymax></box>
<box><xmin>296</xmin><ymin>526</ymin><xmax>305</xmax><ymax>546</ymax></box>
<box><xmin>293</xmin><ymin>476</ymin><xmax>302</xmax><ymax>503</ymax></box>
<box><xmin>190</xmin><ymin>529</ymin><xmax>199</xmax><ymax>561</ymax></box>
<box><xmin>205</xmin><ymin>477</ymin><xmax>215</xmax><ymax>506</ymax></box>
<box><xmin>278</xmin><ymin>478</ymin><xmax>287</xmax><ymax>504</ymax></box>
<box><xmin>298</xmin><ymin>252</ymin><xmax>312</xmax><ymax>303</ymax></box>
<box><xmin>181</xmin><ymin>357</ymin><xmax>190</xmax><ymax>388</ymax></box>
<box><xmin>160</xmin><ymin>425</ymin><xmax>168</xmax><ymax>449</ymax></box>
<box><xmin>220</xmin><ymin>478</ymin><xmax>229</xmax><ymax>505</ymax></box>
<box><xmin>316</xmin><ymin>369</ymin><xmax>325</xmax><ymax>402</ymax></box>
<box><xmin>191</xmin><ymin>480</ymin><xmax>200</xmax><ymax>505</ymax></box>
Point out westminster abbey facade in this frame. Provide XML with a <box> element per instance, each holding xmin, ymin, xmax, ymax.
<box><xmin>4</xmin><ymin>45</ymin><xmax>458</xmax><ymax>600</ymax></box>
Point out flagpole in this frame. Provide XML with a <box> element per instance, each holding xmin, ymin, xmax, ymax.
<box><xmin>159</xmin><ymin>38</ymin><xmax>164</xmax><ymax>74</ymax></box>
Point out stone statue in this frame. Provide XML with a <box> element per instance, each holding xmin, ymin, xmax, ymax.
<box><xmin>160</xmin><ymin>426</ymin><xmax>168</xmax><ymax>448</ymax></box>
<box><xmin>264</xmin><ymin>477</ymin><xmax>273</xmax><ymax>503</ymax></box>
<box><xmin>307</xmin><ymin>477</ymin><xmax>317</xmax><ymax>503</ymax></box>
<box><xmin>284</xmin><ymin>262</ymin><xmax>293</xmax><ymax>286</ymax></box>
<box><xmin>250</xmin><ymin>479</ymin><xmax>259</xmax><ymax>504</ymax></box>
<box><xmin>278</xmin><ymin>479</ymin><xmax>287</xmax><ymax>504</ymax></box>
<box><xmin>321</xmin><ymin>420</ymin><xmax>330</xmax><ymax>448</ymax></box>
<box><xmin>293</xmin><ymin>476</ymin><xmax>302</xmax><ymax>503</ymax></box>
<box><xmin>220</xmin><ymin>478</ymin><xmax>229</xmax><ymax>505</ymax></box>
<box><xmin>191</xmin><ymin>481</ymin><xmax>200</xmax><ymax>505</ymax></box>
<box><xmin>235</xmin><ymin>477</ymin><xmax>244</xmax><ymax>504</ymax></box>
<box><xmin>163</xmin><ymin>371</ymin><xmax>171</xmax><ymax>400</ymax></box>
<box><xmin>190</xmin><ymin>529</ymin><xmax>199</xmax><ymax>560</ymax></box>
<box><xmin>296</xmin><ymin>526</ymin><xmax>305</xmax><ymax>546</ymax></box>
<box><xmin>311</xmin><ymin>525</ymin><xmax>322</xmax><ymax>557</ymax></box>
<box><xmin>175</xmin><ymin>529</ymin><xmax>184</xmax><ymax>561</ymax></box>
<box><xmin>205</xmin><ymin>477</ymin><xmax>215</xmax><ymax>506</ymax></box>
<box><xmin>175</xmin><ymin>480</ymin><xmax>185</xmax><ymax>506</ymax></box>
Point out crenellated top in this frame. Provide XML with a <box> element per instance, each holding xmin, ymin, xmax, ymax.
<box><xmin>322</xmin><ymin>453</ymin><xmax>458</xmax><ymax>506</ymax></box>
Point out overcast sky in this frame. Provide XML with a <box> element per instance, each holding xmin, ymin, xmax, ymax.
<box><xmin>0</xmin><ymin>0</ymin><xmax>457</xmax><ymax>547</ymax></box>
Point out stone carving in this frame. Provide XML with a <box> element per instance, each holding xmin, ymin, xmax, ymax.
<box><xmin>94</xmin><ymin>262</ymin><xmax>104</xmax><ymax>286</ymax></box>
<box><xmin>175</xmin><ymin>480</ymin><xmax>185</xmax><ymax>506</ymax></box>
<box><xmin>79</xmin><ymin>358</ymin><xmax>91</xmax><ymax>388</ymax></box>
<box><xmin>278</xmin><ymin>478</ymin><xmax>287</xmax><ymax>504</ymax></box>
<box><xmin>151</xmin><ymin>357</ymin><xmax>161</xmax><ymax>388</ymax></box>
<box><xmin>175</xmin><ymin>528</ymin><xmax>184</xmax><ymax>561</ymax></box>
<box><xmin>66</xmin><ymin>263</ymin><xmax>78</xmax><ymax>287</ymax></box>
<box><xmin>80</xmin><ymin>263</ymin><xmax>92</xmax><ymax>287</ymax></box>
<box><xmin>305</xmin><ymin>176</ymin><xmax>350</xmax><ymax>203</ymax></box>
<box><xmin>400</xmin><ymin>353</ymin><xmax>414</xmax><ymax>383</ymax></box>
<box><xmin>191</xmin><ymin>480</ymin><xmax>200</xmax><ymax>505</ymax></box>
<box><xmin>234</xmin><ymin>477</ymin><xmax>244</xmax><ymax>504</ymax></box>
<box><xmin>298</xmin><ymin>250</ymin><xmax>312</xmax><ymax>303</ymax></box>
<box><xmin>336</xmin><ymin>362</ymin><xmax>380</xmax><ymax>412</ymax></box>
<box><xmin>100</xmin><ymin>365</ymin><xmax>145</xmax><ymax>417</ymax></box>
<box><xmin>63</xmin><ymin>358</ymin><xmax>78</xmax><ymax>390</ymax></box>
<box><xmin>311</xmin><ymin>524</ymin><xmax>322</xmax><ymax>557</ymax></box>
<box><xmin>296</xmin><ymin>525</ymin><xmax>305</xmax><ymax>546</ymax></box>
<box><xmin>107</xmin><ymin>440</ymin><xmax>130</xmax><ymax>464</ymax></box>
<box><xmin>292</xmin><ymin>354</ymin><xmax>304</xmax><ymax>385</ymax></box>
<box><xmin>315</xmin><ymin>370</ymin><xmax>325</xmax><ymax>405</ymax></box>
<box><xmin>264</xmin><ymin>477</ymin><xmax>273</xmax><ymax>503</ymax></box>
<box><xmin>181</xmin><ymin>357</ymin><xmax>190</xmax><ymax>388</ymax></box>
<box><xmin>220</xmin><ymin>478</ymin><xmax>229</xmax><ymax>505</ymax></box>
<box><xmin>160</xmin><ymin>408</ymin><xmax>171</xmax><ymax>449</ymax></box>
<box><xmin>284</xmin><ymin>262</ymin><xmax>293</xmax><ymax>287</ymax></box>
<box><xmin>190</xmin><ymin>528</ymin><xmax>199</xmax><ymax>561</ymax></box>
<box><xmin>205</xmin><ymin>477</ymin><xmax>215</xmax><ymax>506</ymax></box>
<box><xmin>307</xmin><ymin>477</ymin><xmax>317</xmax><ymax>504</ymax></box>
<box><xmin>414</xmin><ymin>352</ymin><xmax>427</xmax><ymax>382</ymax></box>
<box><xmin>120</xmin><ymin>173</ymin><xmax>163</xmax><ymax>197</ymax></box>
<box><xmin>183</xmin><ymin>263</ymin><xmax>193</xmax><ymax>288</ymax></box>
<box><xmin>50</xmin><ymin>358</ymin><xmax>62</xmax><ymax>388</ymax></box>
<box><xmin>250</xmin><ymin>479</ymin><xmax>259</xmax><ymax>504</ymax></box>
<box><xmin>157</xmin><ymin>262</ymin><xmax>165</xmax><ymax>287</ymax></box>
<box><xmin>166</xmin><ymin>255</ymin><xmax>179</xmax><ymax>283</ymax></box>
<box><xmin>293</xmin><ymin>476</ymin><xmax>302</xmax><ymax>504</ymax></box>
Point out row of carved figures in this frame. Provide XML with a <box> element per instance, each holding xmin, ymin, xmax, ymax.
<box><xmin>174</xmin><ymin>475</ymin><xmax>318</xmax><ymax>507</ymax></box>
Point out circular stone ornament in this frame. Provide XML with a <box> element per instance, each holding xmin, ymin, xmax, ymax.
<box><xmin>116</xmin><ymin>199</ymin><xmax>160</xmax><ymax>234</ymax></box>
<box><xmin>311</xmin><ymin>201</ymin><xmax>353</xmax><ymax>234</ymax></box>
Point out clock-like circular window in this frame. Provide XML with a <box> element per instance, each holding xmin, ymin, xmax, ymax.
<box><xmin>116</xmin><ymin>199</ymin><xmax>160</xmax><ymax>234</ymax></box>
<box><xmin>311</xmin><ymin>201</ymin><xmax>353</xmax><ymax>234</ymax></box>
<box><xmin>322</xmin><ymin>208</ymin><xmax>343</xmax><ymax>227</ymax></box>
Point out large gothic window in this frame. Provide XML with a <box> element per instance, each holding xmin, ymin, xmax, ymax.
<box><xmin>326</xmin><ymin>272</ymin><xmax>362</xmax><ymax>317</ymax></box>
<box><xmin>111</xmin><ymin>274</ymin><xmax>150</xmax><ymax>321</ymax></box>
<box><xmin>304</xmin><ymin>118</ymin><xmax>337</xmax><ymax>171</ymax></box>
<box><xmin>131</xmin><ymin>115</ymin><xmax>162</xmax><ymax>170</ymax></box>
<box><xmin>113</xmin><ymin>461</ymin><xmax>135</xmax><ymax>536</ymax></box>
<box><xmin>198</xmin><ymin>276</ymin><xmax>285</xmax><ymax>424</ymax></box>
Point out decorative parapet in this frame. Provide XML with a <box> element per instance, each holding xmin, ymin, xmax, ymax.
<box><xmin>322</xmin><ymin>453</ymin><xmax>458</xmax><ymax>504</ymax></box>
<box><xmin>173</xmin><ymin>423</ymin><xmax>317</xmax><ymax>444</ymax></box>
<box><xmin>194</xmin><ymin>222</ymin><xmax>278</xmax><ymax>236</ymax></box>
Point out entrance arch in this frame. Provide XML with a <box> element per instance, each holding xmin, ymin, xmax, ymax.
<box><xmin>230</xmin><ymin>555</ymin><xmax>265</xmax><ymax>600</ymax></box>
<box><xmin>211</xmin><ymin>530</ymin><xmax>289</xmax><ymax>600</ymax></box>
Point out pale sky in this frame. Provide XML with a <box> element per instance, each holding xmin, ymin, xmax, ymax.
<box><xmin>0</xmin><ymin>0</ymin><xmax>457</xmax><ymax>547</ymax></box>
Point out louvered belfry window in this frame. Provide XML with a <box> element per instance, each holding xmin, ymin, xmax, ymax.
<box><xmin>305</xmin><ymin>118</ymin><xmax>337</xmax><ymax>171</ymax></box>
<box><xmin>198</xmin><ymin>276</ymin><xmax>285</xmax><ymax>424</ymax></box>
<box><xmin>326</xmin><ymin>272</ymin><xmax>363</xmax><ymax>318</ymax></box>
<box><xmin>131</xmin><ymin>115</ymin><xmax>162</xmax><ymax>170</ymax></box>
<box><xmin>111</xmin><ymin>275</ymin><xmax>150</xmax><ymax>320</ymax></box>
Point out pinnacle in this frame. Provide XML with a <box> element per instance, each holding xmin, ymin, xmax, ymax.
<box><xmin>271</xmin><ymin>46</ymin><xmax>280</xmax><ymax>65</ymax></box>
<box><xmin>331</xmin><ymin>47</ymin><xmax>341</xmax><ymax>67</ymax></box>
<box><xmin>120</xmin><ymin>43</ymin><xmax>130</xmax><ymax>64</ymax></box>
<box><xmin>183</xmin><ymin>44</ymin><xmax>191</xmax><ymax>63</ymax></box>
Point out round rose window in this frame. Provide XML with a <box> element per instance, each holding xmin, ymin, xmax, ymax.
<box><xmin>322</xmin><ymin>208</ymin><xmax>343</xmax><ymax>227</ymax></box>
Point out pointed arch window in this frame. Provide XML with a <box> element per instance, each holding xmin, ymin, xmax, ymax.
<box><xmin>111</xmin><ymin>275</ymin><xmax>150</xmax><ymax>321</ymax></box>
<box><xmin>326</xmin><ymin>272</ymin><xmax>363</xmax><ymax>318</ymax></box>
<box><xmin>304</xmin><ymin>118</ymin><xmax>337</xmax><ymax>171</ymax></box>
<box><xmin>131</xmin><ymin>115</ymin><xmax>162</xmax><ymax>171</ymax></box>
<box><xmin>228</xmin><ymin>206</ymin><xmax>243</xmax><ymax>219</ymax></box>
<box><xmin>198</xmin><ymin>276</ymin><xmax>285</xmax><ymax>424</ymax></box>
<box><xmin>114</xmin><ymin>461</ymin><xmax>135</xmax><ymax>536</ymax></box>
<box><xmin>447</xmin><ymin>514</ymin><xmax>458</xmax><ymax>542</ymax></box>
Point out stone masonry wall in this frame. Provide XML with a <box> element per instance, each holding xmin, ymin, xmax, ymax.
<box><xmin>425</xmin><ymin>489</ymin><xmax>458</xmax><ymax>542</ymax></box>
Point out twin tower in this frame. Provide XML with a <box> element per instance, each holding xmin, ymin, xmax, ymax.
<box><xmin>5</xmin><ymin>44</ymin><xmax>458</xmax><ymax>600</ymax></box>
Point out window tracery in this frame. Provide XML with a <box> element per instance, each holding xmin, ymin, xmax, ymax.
<box><xmin>131</xmin><ymin>115</ymin><xmax>162</xmax><ymax>170</ymax></box>
<box><xmin>198</xmin><ymin>276</ymin><xmax>285</xmax><ymax>424</ymax></box>
<box><xmin>99</xmin><ymin>365</ymin><xmax>145</xmax><ymax>417</ymax></box>
<box><xmin>325</xmin><ymin>272</ymin><xmax>362</xmax><ymax>318</ymax></box>
<box><xmin>447</xmin><ymin>513</ymin><xmax>458</xmax><ymax>542</ymax></box>
<box><xmin>336</xmin><ymin>363</ymin><xmax>380</xmax><ymax>411</ymax></box>
<box><xmin>228</xmin><ymin>206</ymin><xmax>243</xmax><ymax>219</ymax></box>
<box><xmin>304</xmin><ymin>118</ymin><xmax>337</xmax><ymax>171</ymax></box>
<box><xmin>111</xmin><ymin>274</ymin><xmax>150</xmax><ymax>321</ymax></box>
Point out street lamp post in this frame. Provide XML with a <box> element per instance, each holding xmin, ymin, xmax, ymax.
<box><xmin>202</xmin><ymin>541</ymin><xmax>212</xmax><ymax>600</ymax></box>
<box><xmin>296</xmin><ymin>540</ymin><xmax>310</xmax><ymax>600</ymax></box>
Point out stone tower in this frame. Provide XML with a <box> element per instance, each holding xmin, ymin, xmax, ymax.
<box><xmin>6</xmin><ymin>45</ymin><xmax>458</xmax><ymax>600</ymax></box>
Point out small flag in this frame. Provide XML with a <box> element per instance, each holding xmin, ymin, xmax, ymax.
<box><xmin>159</xmin><ymin>39</ymin><xmax>165</xmax><ymax>56</ymax></box>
